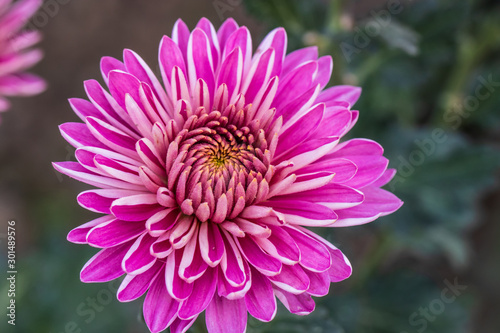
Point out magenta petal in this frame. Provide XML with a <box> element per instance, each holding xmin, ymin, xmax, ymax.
<box><xmin>274</xmin><ymin>289</ymin><xmax>315</xmax><ymax>315</ymax></box>
<box><xmin>217</xmin><ymin>18</ymin><xmax>239</xmax><ymax>48</ymax></box>
<box><xmin>327</xmin><ymin>138</ymin><xmax>384</xmax><ymax>158</ymax></box>
<box><xmin>277</xmin><ymin>136</ymin><xmax>340</xmax><ymax>172</ymax></box>
<box><xmin>187</xmin><ymin>28</ymin><xmax>215</xmax><ymax>97</ymax></box>
<box><xmin>342</xmin><ymin>155</ymin><xmax>389</xmax><ymax>188</ymax></box>
<box><xmin>179</xmin><ymin>232</ymin><xmax>208</xmax><ymax>282</ymax></box>
<box><xmin>199</xmin><ymin>222</ymin><xmax>224</xmax><ymax>267</ymax></box>
<box><xmin>334</xmin><ymin>186</ymin><xmax>403</xmax><ymax>227</ymax></box>
<box><xmin>244</xmin><ymin>267</ymin><xmax>277</xmax><ymax>322</ymax></box>
<box><xmin>256</xmin><ymin>225</ymin><xmax>300</xmax><ymax>265</ymax></box>
<box><xmin>255</xmin><ymin>27</ymin><xmax>287</xmax><ymax>78</ymax></box>
<box><xmin>317</xmin><ymin>85</ymin><xmax>362</xmax><ymax>107</ymax></box>
<box><xmin>86</xmin><ymin>116</ymin><xmax>137</xmax><ymax>157</ymax></box>
<box><xmin>166</xmin><ymin>250</ymin><xmax>194</xmax><ymax>300</ymax></box>
<box><xmin>301</xmin><ymin>230</ymin><xmax>353</xmax><ymax>282</ymax></box>
<box><xmin>52</xmin><ymin>161</ymin><xmax>144</xmax><ymax>191</ymax></box>
<box><xmin>69</xmin><ymin>98</ymin><xmax>102</xmax><ymax>122</ymax></box>
<box><xmin>281</xmin><ymin>183</ymin><xmax>364</xmax><ymax>210</ymax></box>
<box><xmin>222</xmin><ymin>27</ymin><xmax>252</xmax><ymax>74</ymax></box>
<box><xmin>67</xmin><ymin>215</ymin><xmax>113</xmax><ymax>244</ymax></box>
<box><xmin>303</xmin><ymin>269</ymin><xmax>330</xmax><ymax>296</ymax></box>
<box><xmin>143</xmin><ymin>267</ymin><xmax>179</xmax><ymax>333</ymax></box>
<box><xmin>284</xmin><ymin>226</ymin><xmax>331</xmax><ymax>273</ymax></box>
<box><xmin>274</xmin><ymin>84</ymin><xmax>320</xmax><ymax>126</ymax></box>
<box><xmin>273</xmin><ymin>61</ymin><xmax>317</xmax><ymax>111</ymax></box>
<box><xmin>371</xmin><ymin>168</ymin><xmax>397</xmax><ymax>187</ymax></box>
<box><xmin>159</xmin><ymin>35</ymin><xmax>186</xmax><ymax>89</ymax></box>
<box><xmin>122</xmin><ymin>233</ymin><xmax>157</xmax><ymax>274</ymax></box>
<box><xmin>206</xmin><ymin>294</ymin><xmax>247</xmax><ymax>333</ymax></box>
<box><xmin>59</xmin><ymin>122</ymin><xmax>106</xmax><ymax>149</ymax></box>
<box><xmin>108</xmin><ymin>70</ymin><xmax>142</xmax><ymax>110</ymax></box>
<box><xmin>178</xmin><ymin>268</ymin><xmax>218</xmax><ymax>320</ymax></box>
<box><xmin>111</xmin><ymin>194</ymin><xmax>163</xmax><ymax>221</ymax></box>
<box><xmin>314</xmin><ymin>106</ymin><xmax>352</xmax><ymax>139</ymax></box>
<box><xmin>87</xmin><ymin>219</ymin><xmax>145</xmax><ymax>248</ymax></box>
<box><xmin>217</xmin><ymin>47</ymin><xmax>243</xmax><ymax>101</ymax></box>
<box><xmin>266</xmin><ymin>200</ymin><xmax>337</xmax><ymax>226</ymax></box>
<box><xmin>117</xmin><ymin>261</ymin><xmax>163</xmax><ymax>302</ymax></box>
<box><xmin>172</xmin><ymin>19</ymin><xmax>190</xmax><ymax>60</ymax></box>
<box><xmin>282</xmin><ymin>46</ymin><xmax>318</xmax><ymax>75</ymax></box>
<box><xmin>275</xmin><ymin>103</ymin><xmax>324</xmax><ymax>157</ymax></box>
<box><xmin>77</xmin><ymin>189</ymin><xmax>141</xmax><ymax>214</ymax></box>
<box><xmin>80</xmin><ymin>241</ymin><xmax>131</xmax><ymax>282</ymax></box>
<box><xmin>242</xmin><ymin>47</ymin><xmax>275</xmax><ymax>104</ymax></box>
<box><xmin>217</xmin><ymin>265</ymin><xmax>251</xmax><ymax>300</ymax></box>
<box><xmin>314</xmin><ymin>56</ymin><xmax>333</xmax><ymax>89</ymax></box>
<box><xmin>100</xmin><ymin>56</ymin><xmax>126</xmax><ymax>83</ymax></box>
<box><xmin>237</xmin><ymin>235</ymin><xmax>282</xmax><ymax>276</ymax></box>
<box><xmin>170</xmin><ymin>316</ymin><xmax>197</xmax><ymax>333</ymax></box>
<box><xmin>269</xmin><ymin>264</ymin><xmax>310</xmax><ymax>294</ymax></box>
<box><xmin>296</xmin><ymin>157</ymin><xmax>358</xmax><ymax>183</ymax></box>
<box><xmin>195</xmin><ymin>18</ymin><xmax>221</xmax><ymax>69</ymax></box>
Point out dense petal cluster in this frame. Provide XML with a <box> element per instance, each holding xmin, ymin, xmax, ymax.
<box><xmin>54</xmin><ymin>18</ymin><xmax>402</xmax><ymax>333</ymax></box>
<box><xmin>0</xmin><ymin>0</ymin><xmax>45</xmax><ymax>120</ymax></box>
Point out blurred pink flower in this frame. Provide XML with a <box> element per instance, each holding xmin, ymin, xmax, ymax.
<box><xmin>54</xmin><ymin>18</ymin><xmax>402</xmax><ymax>333</ymax></box>
<box><xmin>0</xmin><ymin>0</ymin><xmax>45</xmax><ymax>120</ymax></box>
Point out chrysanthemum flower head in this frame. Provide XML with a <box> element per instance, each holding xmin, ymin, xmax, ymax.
<box><xmin>54</xmin><ymin>17</ymin><xmax>402</xmax><ymax>333</ymax></box>
<box><xmin>0</xmin><ymin>0</ymin><xmax>45</xmax><ymax>120</ymax></box>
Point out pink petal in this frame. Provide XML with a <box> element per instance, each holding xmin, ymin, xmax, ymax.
<box><xmin>274</xmin><ymin>289</ymin><xmax>315</xmax><ymax>315</ymax></box>
<box><xmin>122</xmin><ymin>233</ymin><xmax>157</xmax><ymax>274</ymax></box>
<box><xmin>206</xmin><ymin>294</ymin><xmax>247</xmax><ymax>333</ymax></box>
<box><xmin>275</xmin><ymin>103</ymin><xmax>324</xmax><ymax>157</ymax></box>
<box><xmin>268</xmin><ymin>264</ymin><xmax>310</xmax><ymax>294</ymax></box>
<box><xmin>177</xmin><ymin>268</ymin><xmax>218</xmax><ymax>320</ymax></box>
<box><xmin>244</xmin><ymin>267</ymin><xmax>277</xmax><ymax>322</ymax></box>
<box><xmin>67</xmin><ymin>215</ymin><xmax>114</xmax><ymax>244</ymax></box>
<box><xmin>284</xmin><ymin>226</ymin><xmax>331</xmax><ymax>273</ymax></box>
<box><xmin>282</xmin><ymin>46</ymin><xmax>318</xmax><ymax>75</ymax></box>
<box><xmin>317</xmin><ymin>85</ymin><xmax>362</xmax><ymax>107</ymax></box>
<box><xmin>334</xmin><ymin>186</ymin><xmax>403</xmax><ymax>227</ymax></box>
<box><xmin>237</xmin><ymin>235</ymin><xmax>282</xmax><ymax>276</ymax></box>
<box><xmin>111</xmin><ymin>194</ymin><xmax>163</xmax><ymax>221</ymax></box>
<box><xmin>80</xmin><ymin>241</ymin><xmax>131</xmax><ymax>282</ymax></box>
<box><xmin>87</xmin><ymin>219</ymin><xmax>145</xmax><ymax>248</ymax></box>
<box><xmin>187</xmin><ymin>28</ymin><xmax>215</xmax><ymax>98</ymax></box>
<box><xmin>143</xmin><ymin>267</ymin><xmax>179</xmax><ymax>333</ymax></box>
<box><xmin>117</xmin><ymin>261</ymin><xmax>163</xmax><ymax>302</ymax></box>
<box><xmin>59</xmin><ymin>122</ymin><xmax>106</xmax><ymax>149</ymax></box>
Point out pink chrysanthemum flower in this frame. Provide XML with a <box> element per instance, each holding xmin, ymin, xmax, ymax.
<box><xmin>54</xmin><ymin>18</ymin><xmax>402</xmax><ymax>333</ymax></box>
<box><xmin>0</xmin><ymin>0</ymin><xmax>45</xmax><ymax>119</ymax></box>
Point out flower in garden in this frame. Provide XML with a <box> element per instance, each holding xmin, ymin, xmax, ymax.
<box><xmin>54</xmin><ymin>17</ymin><xmax>402</xmax><ymax>333</ymax></box>
<box><xmin>0</xmin><ymin>0</ymin><xmax>45</xmax><ymax>121</ymax></box>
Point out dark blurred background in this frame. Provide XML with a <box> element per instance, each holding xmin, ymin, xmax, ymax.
<box><xmin>0</xmin><ymin>0</ymin><xmax>499</xmax><ymax>332</ymax></box>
